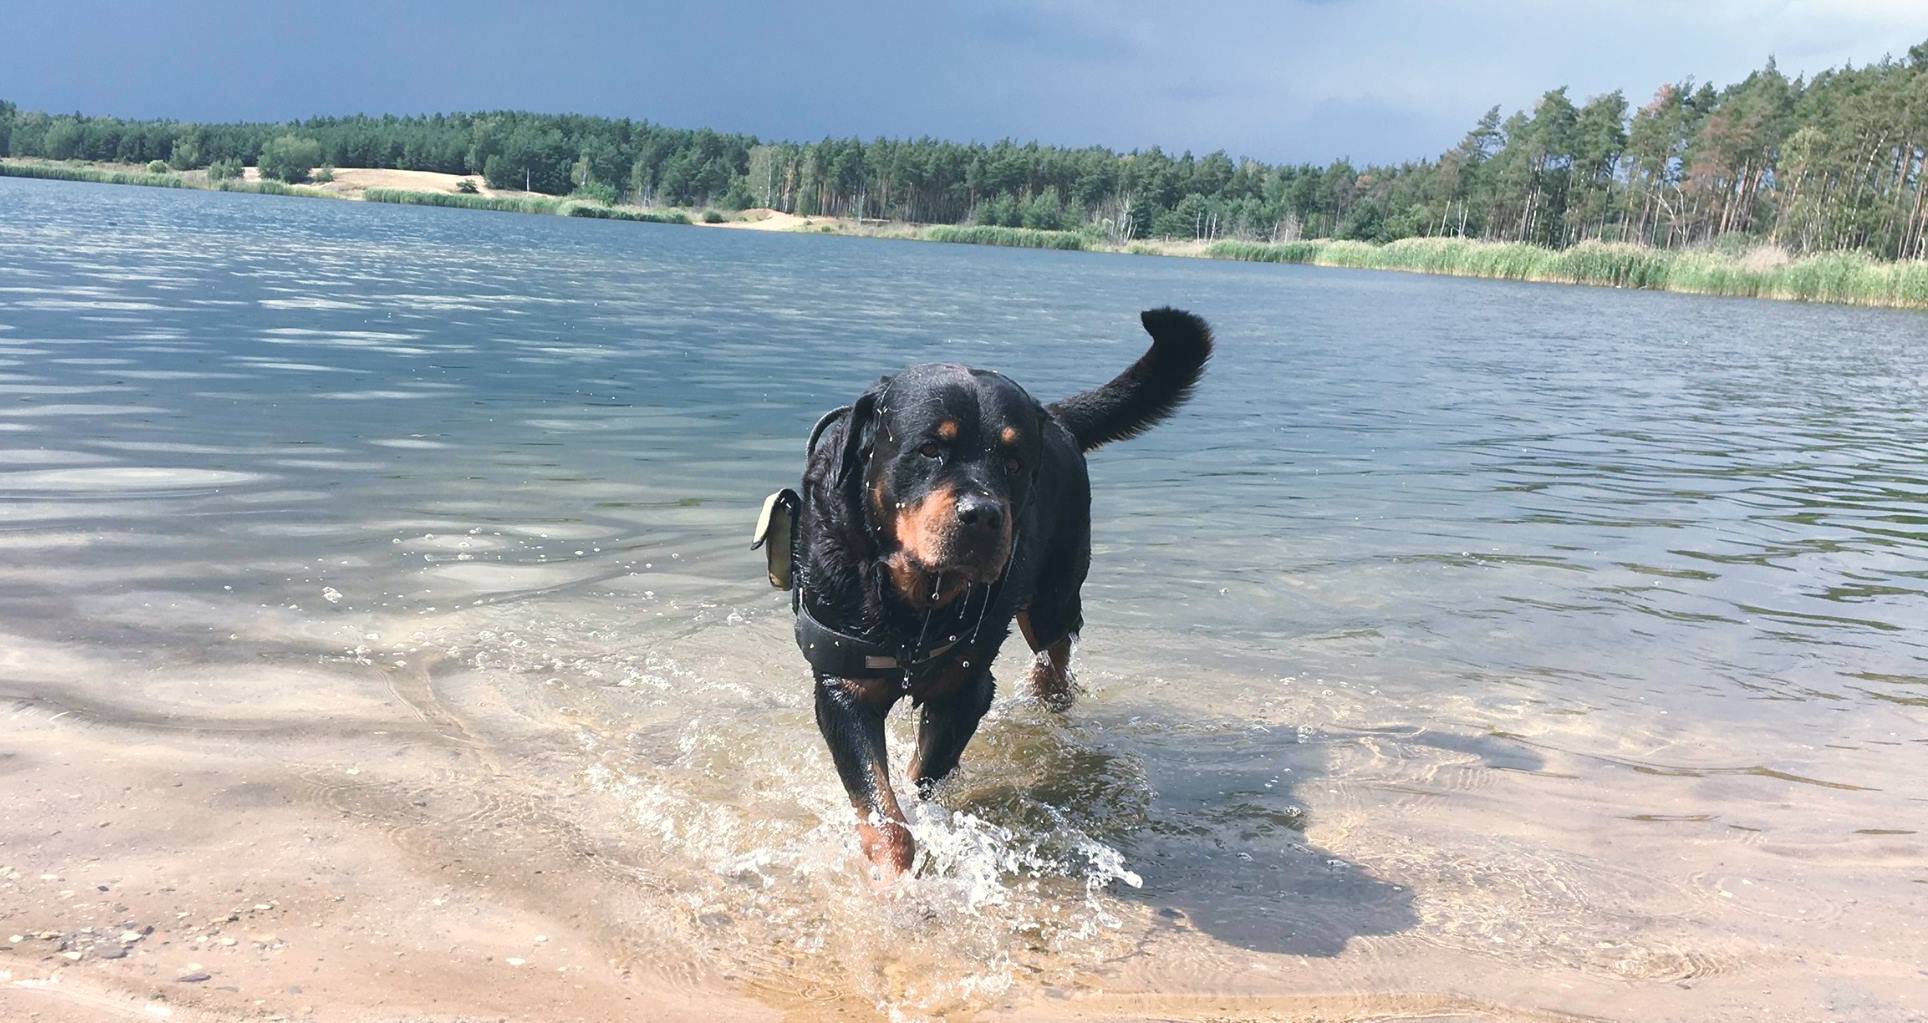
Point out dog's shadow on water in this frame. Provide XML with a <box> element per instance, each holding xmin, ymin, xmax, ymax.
<box><xmin>949</xmin><ymin>704</ymin><xmax>1546</xmax><ymax>958</ymax></box>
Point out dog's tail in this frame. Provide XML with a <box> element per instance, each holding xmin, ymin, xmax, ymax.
<box><xmin>1049</xmin><ymin>307</ymin><xmax>1213</xmax><ymax>453</ymax></box>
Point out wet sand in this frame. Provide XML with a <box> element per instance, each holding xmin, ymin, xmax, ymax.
<box><xmin>6</xmin><ymin>604</ymin><xmax>1923</xmax><ymax>1022</ymax></box>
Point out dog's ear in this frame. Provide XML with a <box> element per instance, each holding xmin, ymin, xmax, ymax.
<box><xmin>835</xmin><ymin>387</ymin><xmax>880</xmax><ymax>488</ymax></box>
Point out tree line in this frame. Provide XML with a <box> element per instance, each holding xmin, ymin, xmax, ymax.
<box><xmin>5</xmin><ymin>40</ymin><xmax>1928</xmax><ymax>257</ymax></box>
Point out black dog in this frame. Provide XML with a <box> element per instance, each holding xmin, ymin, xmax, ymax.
<box><xmin>765</xmin><ymin>308</ymin><xmax>1212</xmax><ymax>880</ymax></box>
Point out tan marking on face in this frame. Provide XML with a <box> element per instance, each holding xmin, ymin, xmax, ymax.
<box><xmin>937</xmin><ymin>420</ymin><xmax>959</xmax><ymax>440</ymax></box>
<box><xmin>883</xmin><ymin>551</ymin><xmax>926</xmax><ymax>605</ymax></box>
<box><xmin>1000</xmin><ymin>425</ymin><xmax>1019</xmax><ymax>445</ymax></box>
<box><xmin>892</xmin><ymin>485</ymin><xmax>956</xmax><ymax>567</ymax></box>
<box><xmin>884</xmin><ymin>551</ymin><xmax>975</xmax><ymax>607</ymax></box>
<box><xmin>883</xmin><ymin>485</ymin><xmax>979</xmax><ymax>606</ymax></box>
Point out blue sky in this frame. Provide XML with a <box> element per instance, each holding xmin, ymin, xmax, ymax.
<box><xmin>5</xmin><ymin>1</ymin><xmax>1927</xmax><ymax>165</ymax></box>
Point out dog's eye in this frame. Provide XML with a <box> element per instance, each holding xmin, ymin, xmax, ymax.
<box><xmin>917</xmin><ymin>441</ymin><xmax>943</xmax><ymax>459</ymax></box>
<box><xmin>1004</xmin><ymin>455</ymin><xmax>1024</xmax><ymax>475</ymax></box>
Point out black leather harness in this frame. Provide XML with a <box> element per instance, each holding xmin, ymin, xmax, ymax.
<box><xmin>791</xmin><ymin>584</ymin><xmax>981</xmax><ymax>680</ymax></box>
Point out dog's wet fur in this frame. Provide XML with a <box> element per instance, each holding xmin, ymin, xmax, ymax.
<box><xmin>795</xmin><ymin>307</ymin><xmax>1213</xmax><ymax>879</ymax></box>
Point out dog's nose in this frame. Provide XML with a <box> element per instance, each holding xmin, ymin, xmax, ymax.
<box><xmin>955</xmin><ymin>496</ymin><xmax>1003</xmax><ymax>533</ymax></box>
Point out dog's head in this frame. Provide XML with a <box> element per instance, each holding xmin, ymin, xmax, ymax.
<box><xmin>826</xmin><ymin>364</ymin><xmax>1044</xmax><ymax>603</ymax></box>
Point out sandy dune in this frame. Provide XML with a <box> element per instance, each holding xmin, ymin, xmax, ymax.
<box><xmin>712</xmin><ymin>207</ymin><xmax>818</xmax><ymax>231</ymax></box>
<box><xmin>240</xmin><ymin>165</ymin><xmax>535</xmax><ymax>200</ymax></box>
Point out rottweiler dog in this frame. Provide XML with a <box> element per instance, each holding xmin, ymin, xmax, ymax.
<box><xmin>786</xmin><ymin>308</ymin><xmax>1212</xmax><ymax>880</ymax></box>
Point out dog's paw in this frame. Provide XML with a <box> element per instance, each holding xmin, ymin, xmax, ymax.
<box><xmin>857</xmin><ymin>819</ymin><xmax>915</xmax><ymax>885</ymax></box>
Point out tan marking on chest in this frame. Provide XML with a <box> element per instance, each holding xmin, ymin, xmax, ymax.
<box><xmin>904</xmin><ymin>656</ymin><xmax>977</xmax><ymax>704</ymax></box>
<box><xmin>835</xmin><ymin>676</ymin><xmax>897</xmax><ymax>706</ymax></box>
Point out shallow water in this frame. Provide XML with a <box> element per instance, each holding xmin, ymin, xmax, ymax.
<box><xmin>0</xmin><ymin>176</ymin><xmax>1925</xmax><ymax>1022</ymax></box>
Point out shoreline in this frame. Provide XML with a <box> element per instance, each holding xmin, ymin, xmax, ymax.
<box><xmin>7</xmin><ymin>158</ymin><xmax>1926</xmax><ymax>312</ymax></box>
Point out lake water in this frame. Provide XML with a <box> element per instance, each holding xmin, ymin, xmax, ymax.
<box><xmin>1</xmin><ymin>175</ymin><xmax>1924</xmax><ymax>1022</ymax></box>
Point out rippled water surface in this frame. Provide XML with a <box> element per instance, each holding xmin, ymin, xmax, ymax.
<box><xmin>1</xmin><ymin>177</ymin><xmax>1925</xmax><ymax>1022</ymax></box>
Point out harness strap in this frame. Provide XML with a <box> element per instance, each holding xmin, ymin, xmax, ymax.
<box><xmin>793</xmin><ymin>593</ymin><xmax>967</xmax><ymax>678</ymax></box>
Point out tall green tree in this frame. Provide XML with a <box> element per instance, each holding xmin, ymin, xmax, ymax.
<box><xmin>258</xmin><ymin>134</ymin><xmax>320</xmax><ymax>183</ymax></box>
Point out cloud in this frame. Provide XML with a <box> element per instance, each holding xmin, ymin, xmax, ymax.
<box><xmin>5</xmin><ymin>0</ymin><xmax>1926</xmax><ymax>166</ymax></box>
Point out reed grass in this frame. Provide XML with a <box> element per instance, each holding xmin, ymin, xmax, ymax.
<box><xmin>364</xmin><ymin>189</ymin><xmax>691</xmax><ymax>224</ymax></box>
<box><xmin>211</xmin><ymin>179</ymin><xmax>333</xmax><ymax>199</ymax></box>
<box><xmin>362</xmin><ymin>188</ymin><xmax>565</xmax><ymax>214</ymax></box>
<box><xmin>564</xmin><ymin>203</ymin><xmax>689</xmax><ymax>224</ymax></box>
<box><xmin>3</xmin><ymin>161</ymin><xmax>694</xmax><ymax>226</ymax></box>
<box><xmin>0</xmin><ymin>160</ymin><xmax>188</xmax><ymax>188</ymax></box>
<box><xmin>2</xmin><ymin>160</ymin><xmax>328</xmax><ymax>199</ymax></box>
<box><xmin>1665</xmin><ymin>249</ymin><xmax>1928</xmax><ymax>306</ymax></box>
<box><xmin>1205</xmin><ymin>236</ymin><xmax>1928</xmax><ymax>309</ymax></box>
<box><xmin>924</xmin><ymin>225</ymin><xmax>1086</xmax><ymax>250</ymax></box>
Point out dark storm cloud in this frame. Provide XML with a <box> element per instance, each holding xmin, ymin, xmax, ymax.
<box><xmin>4</xmin><ymin>1</ymin><xmax>1925</xmax><ymax>165</ymax></box>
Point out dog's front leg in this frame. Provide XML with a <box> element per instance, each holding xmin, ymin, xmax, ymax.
<box><xmin>814</xmin><ymin>676</ymin><xmax>913</xmax><ymax>880</ymax></box>
<box><xmin>1016</xmin><ymin>611</ymin><xmax>1076</xmax><ymax>708</ymax></box>
<box><xmin>909</xmin><ymin>670</ymin><xmax>994</xmax><ymax>797</ymax></box>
